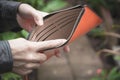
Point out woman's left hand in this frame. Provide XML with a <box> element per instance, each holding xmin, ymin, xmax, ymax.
<box><xmin>17</xmin><ymin>4</ymin><xmax>48</xmax><ymax>32</ymax></box>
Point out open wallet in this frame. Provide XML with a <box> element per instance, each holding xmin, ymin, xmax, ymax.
<box><xmin>25</xmin><ymin>5</ymin><xmax>103</xmax><ymax>80</ymax></box>
<box><xmin>28</xmin><ymin>5</ymin><xmax>103</xmax><ymax>50</ymax></box>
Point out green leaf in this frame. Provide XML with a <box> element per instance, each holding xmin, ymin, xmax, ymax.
<box><xmin>107</xmin><ymin>67</ymin><xmax>118</xmax><ymax>80</ymax></box>
<box><xmin>0</xmin><ymin>32</ymin><xmax>20</xmax><ymax>40</ymax></box>
<box><xmin>20</xmin><ymin>30</ymin><xmax>29</xmax><ymax>38</ymax></box>
<box><xmin>91</xmin><ymin>77</ymin><xmax>101</xmax><ymax>80</ymax></box>
<box><xmin>109</xmin><ymin>73</ymin><xmax>120</xmax><ymax>80</ymax></box>
<box><xmin>37</xmin><ymin>0</ymin><xmax>44</xmax><ymax>6</ymax></box>
<box><xmin>114</xmin><ymin>56</ymin><xmax>120</xmax><ymax>61</ymax></box>
<box><xmin>100</xmin><ymin>70</ymin><xmax>107</xmax><ymax>77</ymax></box>
<box><xmin>2</xmin><ymin>72</ymin><xmax>21</xmax><ymax>80</ymax></box>
<box><xmin>42</xmin><ymin>0</ymin><xmax>68</xmax><ymax>12</ymax></box>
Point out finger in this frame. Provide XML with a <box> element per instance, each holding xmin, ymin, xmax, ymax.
<box><xmin>37</xmin><ymin>10</ymin><xmax>49</xmax><ymax>17</ymax></box>
<box><xmin>54</xmin><ymin>49</ymin><xmax>61</xmax><ymax>58</ymax></box>
<box><xmin>25</xmin><ymin>53</ymin><xmax>47</xmax><ymax>62</ymax></box>
<box><xmin>15</xmin><ymin>53</ymin><xmax>47</xmax><ymax>63</ymax></box>
<box><xmin>13</xmin><ymin>68</ymin><xmax>32</xmax><ymax>76</ymax></box>
<box><xmin>38</xmin><ymin>50</ymin><xmax>56</xmax><ymax>62</ymax></box>
<box><xmin>24</xmin><ymin>63</ymin><xmax>40</xmax><ymax>69</ymax></box>
<box><xmin>34</xmin><ymin>39</ymin><xmax>67</xmax><ymax>51</ymax></box>
<box><xmin>13</xmin><ymin>61</ymin><xmax>26</xmax><ymax>67</ymax></box>
<box><xmin>63</xmin><ymin>46</ymin><xmax>70</xmax><ymax>53</ymax></box>
<box><xmin>34</xmin><ymin>11</ymin><xmax>49</xmax><ymax>26</ymax></box>
<box><xmin>33</xmin><ymin>12</ymin><xmax>44</xmax><ymax>26</ymax></box>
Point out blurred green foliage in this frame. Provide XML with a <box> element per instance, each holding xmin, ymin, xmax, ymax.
<box><xmin>0</xmin><ymin>30</ymin><xmax>28</xmax><ymax>40</ymax></box>
<box><xmin>2</xmin><ymin>73</ymin><xmax>21</xmax><ymax>80</ymax></box>
<box><xmin>87</xmin><ymin>28</ymin><xmax>105</xmax><ymax>38</ymax></box>
<box><xmin>15</xmin><ymin>0</ymin><xmax>68</xmax><ymax>12</ymax></box>
<box><xmin>91</xmin><ymin>67</ymin><xmax>120</xmax><ymax>80</ymax></box>
<box><xmin>87</xmin><ymin>0</ymin><xmax>120</xmax><ymax>18</ymax></box>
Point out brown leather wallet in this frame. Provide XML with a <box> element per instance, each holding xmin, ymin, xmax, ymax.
<box><xmin>25</xmin><ymin>5</ymin><xmax>103</xmax><ymax>80</ymax></box>
<box><xmin>28</xmin><ymin>5</ymin><xmax>102</xmax><ymax>50</ymax></box>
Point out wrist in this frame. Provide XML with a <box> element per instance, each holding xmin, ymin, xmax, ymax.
<box><xmin>0</xmin><ymin>41</ymin><xmax>13</xmax><ymax>74</ymax></box>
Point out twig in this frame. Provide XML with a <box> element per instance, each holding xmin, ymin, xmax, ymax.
<box><xmin>104</xmin><ymin>32</ymin><xmax>120</xmax><ymax>39</ymax></box>
<box><xmin>97</xmin><ymin>49</ymin><xmax>120</xmax><ymax>55</ymax></box>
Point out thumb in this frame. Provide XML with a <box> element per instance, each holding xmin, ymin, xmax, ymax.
<box><xmin>34</xmin><ymin>39</ymin><xmax>67</xmax><ymax>51</ymax></box>
<box><xmin>33</xmin><ymin>12</ymin><xmax>44</xmax><ymax>26</ymax></box>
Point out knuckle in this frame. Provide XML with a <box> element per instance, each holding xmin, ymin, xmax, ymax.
<box><xmin>15</xmin><ymin>70</ymin><xmax>26</xmax><ymax>76</ymax></box>
<box><xmin>21</xmin><ymin>70</ymin><xmax>32</xmax><ymax>76</ymax></box>
<box><xmin>19</xmin><ymin>38</ymin><xmax>26</xmax><ymax>41</ymax></box>
<box><xmin>25</xmin><ymin>64</ymin><xmax>31</xmax><ymax>69</ymax></box>
<box><xmin>48</xmin><ymin>43</ymin><xmax>53</xmax><ymax>47</ymax></box>
<box><xmin>38</xmin><ymin>54</ymin><xmax>47</xmax><ymax>61</ymax></box>
<box><xmin>25</xmin><ymin>54</ymin><xmax>37</xmax><ymax>62</ymax></box>
<box><xmin>25</xmin><ymin>56</ymin><xmax>34</xmax><ymax>61</ymax></box>
<box><xmin>26</xmin><ymin>45</ymin><xmax>33</xmax><ymax>51</ymax></box>
<box><xmin>48</xmin><ymin>41</ymin><xmax>57</xmax><ymax>48</ymax></box>
<box><xmin>20</xmin><ymin>40</ymin><xmax>34</xmax><ymax>51</ymax></box>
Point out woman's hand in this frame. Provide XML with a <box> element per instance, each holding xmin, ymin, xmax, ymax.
<box><xmin>8</xmin><ymin>38</ymin><xmax>66</xmax><ymax>75</ymax></box>
<box><xmin>17</xmin><ymin>4</ymin><xmax>48</xmax><ymax>32</ymax></box>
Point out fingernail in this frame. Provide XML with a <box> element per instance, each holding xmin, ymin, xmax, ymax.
<box><xmin>57</xmin><ymin>39</ymin><xmax>67</xmax><ymax>43</ymax></box>
<box><xmin>55</xmin><ymin>53</ymin><xmax>62</xmax><ymax>58</ymax></box>
<box><xmin>35</xmin><ymin>15</ymin><xmax>44</xmax><ymax>26</ymax></box>
<box><xmin>54</xmin><ymin>49</ymin><xmax>60</xmax><ymax>57</ymax></box>
<box><xmin>55</xmin><ymin>39</ymin><xmax>67</xmax><ymax>47</ymax></box>
<box><xmin>41</xmin><ymin>54</ymin><xmax>47</xmax><ymax>61</ymax></box>
<box><xmin>65</xmin><ymin>46</ymin><xmax>70</xmax><ymax>53</ymax></box>
<box><xmin>39</xmin><ymin>20</ymin><xmax>43</xmax><ymax>25</ymax></box>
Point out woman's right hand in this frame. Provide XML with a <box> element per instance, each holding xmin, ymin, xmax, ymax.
<box><xmin>8</xmin><ymin>38</ymin><xmax>66</xmax><ymax>75</ymax></box>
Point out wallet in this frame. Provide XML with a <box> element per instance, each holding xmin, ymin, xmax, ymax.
<box><xmin>28</xmin><ymin>5</ymin><xmax>102</xmax><ymax>50</ymax></box>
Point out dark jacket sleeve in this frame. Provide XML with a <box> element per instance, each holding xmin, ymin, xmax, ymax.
<box><xmin>0</xmin><ymin>0</ymin><xmax>22</xmax><ymax>32</ymax></box>
<box><xmin>0</xmin><ymin>41</ymin><xmax>13</xmax><ymax>74</ymax></box>
<box><xmin>0</xmin><ymin>0</ymin><xmax>22</xmax><ymax>74</ymax></box>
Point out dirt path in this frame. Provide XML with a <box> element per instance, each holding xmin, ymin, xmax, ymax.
<box><xmin>37</xmin><ymin>36</ymin><xmax>102</xmax><ymax>80</ymax></box>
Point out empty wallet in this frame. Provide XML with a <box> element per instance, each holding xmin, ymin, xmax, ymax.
<box><xmin>28</xmin><ymin>5</ymin><xmax>102</xmax><ymax>50</ymax></box>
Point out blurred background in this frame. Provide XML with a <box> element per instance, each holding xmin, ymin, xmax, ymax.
<box><xmin>1</xmin><ymin>0</ymin><xmax>120</xmax><ymax>80</ymax></box>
